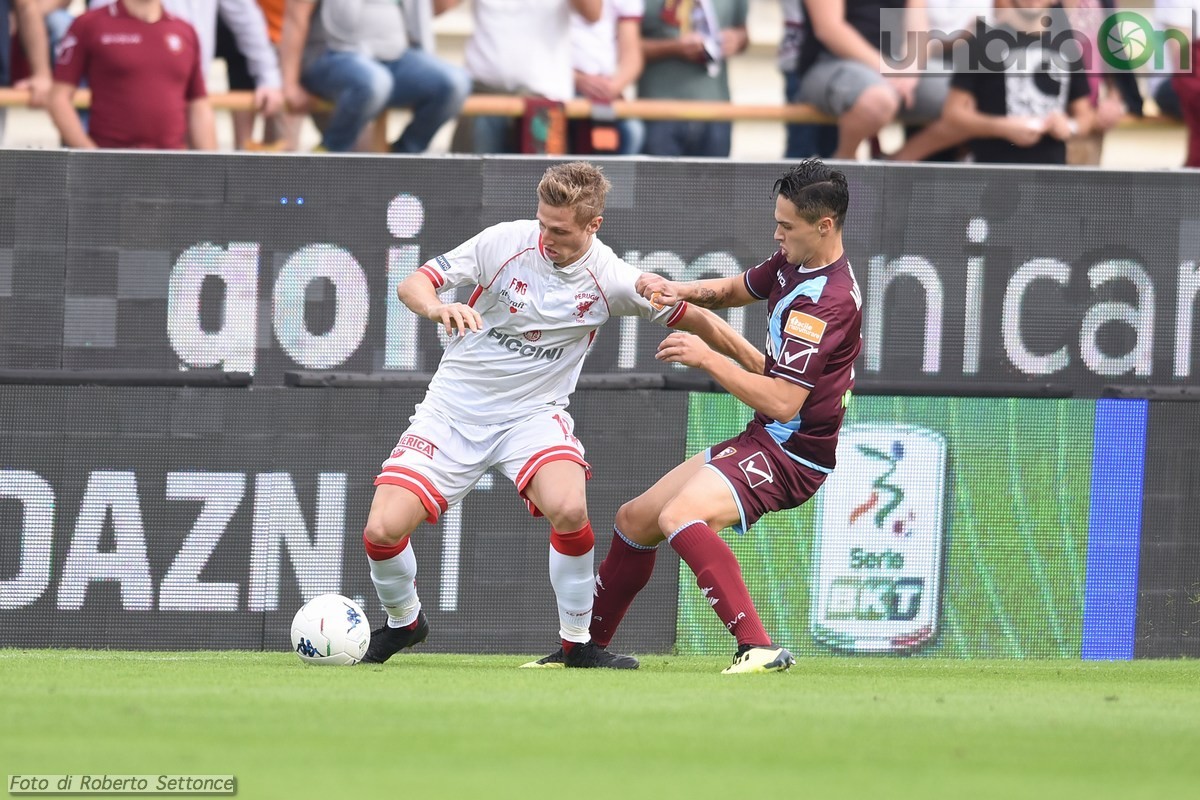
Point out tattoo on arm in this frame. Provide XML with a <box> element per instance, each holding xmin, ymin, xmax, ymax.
<box><xmin>693</xmin><ymin>287</ymin><xmax>722</xmax><ymax>308</ymax></box>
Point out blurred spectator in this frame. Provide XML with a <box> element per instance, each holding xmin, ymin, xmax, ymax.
<box><xmin>216</xmin><ymin>0</ymin><xmax>297</xmax><ymax>149</ymax></box>
<box><xmin>48</xmin><ymin>0</ymin><xmax>216</xmax><ymax>149</ymax></box>
<box><xmin>798</xmin><ymin>0</ymin><xmax>948</xmax><ymax>160</ymax></box>
<box><xmin>1172</xmin><ymin>17</ymin><xmax>1200</xmax><ymax>166</ymax></box>
<box><xmin>1062</xmin><ymin>0</ymin><xmax>1140</xmax><ymax>165</ymax></box>
<box><xmin>639</xmin><ymin>0</ymin><xmax>749</xmax><ymax>157</ymax></box>
<box><xmin>92</xmin><ymin>0</ymin><xmax>283</xmax><ymax>123</ymax></box>
<box><xmin>934</xmin><ymin>1</ymin><xmax>1093</xmax><ymax>164</ymax></box>
<box><xmin>447</xmin><ymin>0</ymin><xmax>601</xmax><ymax>154</ymax></box>
<box><xmin>780</xmin><ymin>0</ymin><xmax>835</xmax><ymax>158</ymax></box>
<box><xmin>1156</xmin><ymin>0</ymin><xmax>1197</xmax><ymax>120</ymax></box>
<box><xmin>570</xmin><ymin>0</ymin><xmax>645</xmax><ymax>155</ymax></box>
<box><xmin>279</xmin><ymin>0</ymin><xmax>469</xmax><ymax>153</ymax></box>
<box><xmin>0</xmin><ymin>0</ymin><xmax>51</xmax><ymax>142</ymax></box>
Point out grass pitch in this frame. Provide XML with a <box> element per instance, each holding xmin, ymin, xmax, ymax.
<box><xmin>2</xmin><ymin>652</ymin><xmax>1197</xmax><ymax>800</ymax></box>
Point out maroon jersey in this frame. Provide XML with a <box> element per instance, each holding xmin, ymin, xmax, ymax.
<box><xmin>743</xmin><ymin>250</ymin><xmax>862</xmax><ymax>472</ymax></box>
<box><xmin>54</xmin><ymin>2</ymin><xmax>206</xmax><ymax>150</ymax></box>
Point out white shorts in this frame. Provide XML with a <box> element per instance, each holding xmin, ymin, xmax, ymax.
<box><xmin>374</xmin><ymin>403</ymin><xmax>590</xmax><ymax>523</ymax></box>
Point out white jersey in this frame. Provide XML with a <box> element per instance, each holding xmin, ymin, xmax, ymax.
<box><xmin>417</xmin><ymin>219</ymin><xmax>686</xmax><ymax>426</ymax></box>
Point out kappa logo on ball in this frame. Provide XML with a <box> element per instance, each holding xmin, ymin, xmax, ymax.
<box><xmin>393</xmin><ymin>434</ymin><xmax>436</xmax><ymax>458</ymax></box>
<box><xmin>738</xmin><ymin>452</ymin><xmax>774</xmax><ymax>488</ymax></box>
<box><xmin>784</xmin><ymin>311</ymin><xmax>826</xmax><ymax>343</ymax></box>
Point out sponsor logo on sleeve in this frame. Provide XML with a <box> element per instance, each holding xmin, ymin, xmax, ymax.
<box><xmin>777</xmin><ymin>338</ymin><xmax>818</xmax><ymax>374</ymax></box>
<box><xmin>435</xmin><ymin>255</ymin><xmax>452</xmax><ymax>272</ymax></box>
<box><xmin>784</xmin><ymin>311</ymin><xmax>826</xmax><ymax>343</ymax></box>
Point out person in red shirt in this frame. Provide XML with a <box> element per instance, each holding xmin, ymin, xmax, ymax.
<box><xmin>47</xmin><ymin>0</ymin><xmax>215</xmax><ymax>149</ymax></box>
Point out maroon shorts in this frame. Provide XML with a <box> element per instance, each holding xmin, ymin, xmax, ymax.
<box><xmin>703</xmin><ymin>423</ymin><xmax>829</xmax><ymax>533</ymax></box>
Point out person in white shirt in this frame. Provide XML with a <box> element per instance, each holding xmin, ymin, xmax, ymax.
<box><xmin>570</xmin><ymin>0</ymin><xmax>645</xmax><ymax>154</ymax></box>
<box><xmin>360</xmin><ymin>161</ymin><xmax>762</xmax><ymax>668</ymax></box>
<box><xmin>445</xmin><ymin>0</ymin><xmax>602</xmax><ymax>153</ymax></box>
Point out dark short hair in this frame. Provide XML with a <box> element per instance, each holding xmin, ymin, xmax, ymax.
<box><xmin>773</xmin><ymin>159</ymin><xmax>849</xmax><ymax>229</ymax></box>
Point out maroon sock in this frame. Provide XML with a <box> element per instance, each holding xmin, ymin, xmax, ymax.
<box><xmin>589</xmin><ymin>529</ymin><xmax>658</xmax><ymax>647</ymax></box>
<box><xmin>669</xmin><ymin>521</ymin><xmax>770</xmax><ymax>648</ymax></box>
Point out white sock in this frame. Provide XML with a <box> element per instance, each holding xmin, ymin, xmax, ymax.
<box><xmin>549</xmin><ymin>545</ymin><xmax>594</xmax><ymax>642</ymax></box>
<box><xmin>367</xmin><ymin>541</ymin><xmax>421</xmax><ymax>628</ymax></box>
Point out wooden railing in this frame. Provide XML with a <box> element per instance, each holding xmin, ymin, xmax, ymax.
<box><xmin>0</xmin><ymin>87</ymin><xmax>1180</xmax><ymax>152</ymax></box>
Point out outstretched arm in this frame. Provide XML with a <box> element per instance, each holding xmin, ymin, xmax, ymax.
<box><xmin>671</xmin><ymin>305</ymin><xmax>764</xmax><ymax>374</ymax></box>
<box><xmin>397</xmin><ymin>270</ymin><xmax>484</xmax><ymax>336</ymax></box>
<box><xmin>636</xmin><ymin>273</ymin><xmax>756</xmax><ymax>310</ymax></box>
<box><xmin>656</xmin><ymin>332</ymin><xmax>809</xmax><ymax>421</ymax></box>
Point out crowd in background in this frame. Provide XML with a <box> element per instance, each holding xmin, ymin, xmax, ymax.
<box><xmin>1</xmin><ymin>0</ymin><xmax>1199</xmax><ymax>166</ymax></box>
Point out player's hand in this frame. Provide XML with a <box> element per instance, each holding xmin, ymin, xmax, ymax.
<box><xmin>255</xmin><ymin>86</ymin><xmax>285</xmax><ymax>117</ymax></box>
<box><xmin>635</xmin><ymin>273</ymin><xmax>683</xmax><ymax>309</ymax></box>
<box><xmin>886</xmin><ymin>74</ymin><xmax>918</xmax><ymax>110</ymax></box>
<box><xmin>283</xmin><ymin>82</ymin><xmax>310</xmax><ymax>114</ymax></box>
<box><xmin>575</xmin><ymin>72</ymin><xmax>619</xmax><ymax>102</ymax></box>
<box><xmin>1003</xmin><ymin>116</ymin><xmax>1045</xmax><ymax>147</ymax></box>
<box><xmin>430</xmin><ymin>302</ymin><xmax>483</xmax><ymax>337</ymax></box>
<box><xmin>655</xmin><ymin>331</ymin><xmax>714</xmax><ymax>370</ymax></box>
<box><xmin>1042</xmin><ymin>111</ymin><xmax>1068</xmax><ymax>141</ymax></box>
<box><xmin>1095</xmin><ymin>96</ymin><xmax>1124</xmax><ymax>132</ymax></box>
<box><xmin>679</xmin><ymin>32</ymin><xmax>709</xmax><ymax>63</ymax></box>
<box><xmin>16</xmin><ymin>71</ymin><xmax>52</xmax><ymax>108</ymax></box>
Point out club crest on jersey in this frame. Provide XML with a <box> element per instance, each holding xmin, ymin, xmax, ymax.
<box><xmin>713</xmin><ymin>447</ymin><xmax>736</xmax><ymax>460</ymax></box>
<box><xmin>574</xmin><ymin>292</ymin><xmax>600</xmax><ymax>322</ymax></box>
<box><xmin>165</xmin><ymin>33</ymin><xmax>183</xmax><ymax>52</ymax></box>
<box><xmin>392</xmin><ymin>434</ymin><xmax>436</xmax><ymax>459</ymax></box>
<box><xmin>523</xmin><ymin>330</ymin><xmax>542</xmax><ymax>342</ymax></box>
<box><xmin>785</xmin><ymin>311</ymin><xmax>826</xmax><ymax>343</ymax></box>
<box><xmin>738</xmin><ymin>452</ymin><xmax>774</xmax><ymax>488</ymax></box>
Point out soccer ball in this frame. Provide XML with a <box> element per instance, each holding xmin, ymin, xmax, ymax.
<box><xmin>291</xmin><ymin>594</ymin><xmax>371</xmax><ymax>666</ymax></box>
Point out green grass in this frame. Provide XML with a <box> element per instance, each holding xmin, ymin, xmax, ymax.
<box><xmin>3</xmin><ymin>651</ymin><xmax>1198</xmax><ymax>800</ymax></box>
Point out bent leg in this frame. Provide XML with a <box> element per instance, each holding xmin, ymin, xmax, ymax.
<box><xmin>590</xmin><ymin>452</ymin><xmax>710</xmax><ymax>646</ymax></box>
<box><xmin>659</xmin><ymin>467</ymin><xmax>771</xmax><ymax>649</ymax></box>
<box><xmin>363</xmin><ymin>484</ymin><xmax>427</xmax><ymax>624</ymax></box>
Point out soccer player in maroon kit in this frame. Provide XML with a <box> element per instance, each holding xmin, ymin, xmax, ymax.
<box><xmin>47</xmin><ymin>0</ymin><xmax>216</xmax><ymax>150</ymax></box>
<box><xmin>525</xmin><ymin>159</ymin><xmax>863</xmax><ymax>673</ymax></box>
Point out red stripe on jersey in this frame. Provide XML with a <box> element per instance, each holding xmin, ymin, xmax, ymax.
<box><xmin>418</xmin><ymin>265</ymin><xmax>445</xmax><ymax>288</ymax></box>
<box><xmin>484</xmin><ymin>247</ymin><xmax>536</xmax><ymax>289</ymax></box>
<box><xmin>583</xmin><ymin>268</ymin><xmax>612</xmax><ymax>315</ymax></box>
<box><xmin>667</xmin><ymin>301</ymin><xmax>689</xmax><ymax>327</ymax></box>
<box><xmin>467</xmin><ymin>285</ymin><xmax>484</xmax><ymax>307</ymax></box>
<box><xmin>588</xmin><ymin>329</ymin><xmax>597</xmax><ymax>347</ymax></box>
<box><xmin>516</xmin><ymin>447</ymin><xmax>591</xmax><ymax>492</ymax></box>
<box><xmin>374</xmin><ymin>467</ymin><xmax>448</xmax><ymax>523</ymax></box>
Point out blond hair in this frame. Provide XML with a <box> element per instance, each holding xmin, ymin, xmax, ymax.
<box><xmin>537</xmin><ymin>162</ymin><xmax>611</xmax><ymax>225</ymax></box>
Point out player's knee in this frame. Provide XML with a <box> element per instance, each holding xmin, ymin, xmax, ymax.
<box><xmin>851</xmin><ymin>85</ymin><xmax>899</xmax><ymax>127</ymax></box>
<box><xmin>615</xmin><ymin>499</ymin><xmax>657</xmax><ymax>538</ymax></box>
<box><xmin>545</xmin><ymin>499</ymin><xmax>589</xmax><ymax>533</ymax></box>
<box><xmin>363</xmin><ymin>515</ymin><xmax>413</xmax><ymax>548</ymax></box>
<box><xmin>656</xmin><ymin>501</ymin><xmax>688</xmax><ymax>538</ymax></box>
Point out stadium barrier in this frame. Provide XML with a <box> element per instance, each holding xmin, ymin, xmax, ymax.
<box><xmin>0</xmin><ymin>88</ymin><xmax>1180</xmax><ymax>155</ymax></box>
<box><xmin>0</xmin><ymin>152</ymin><xmax>1197</xmax><ymax>658</ymax></box>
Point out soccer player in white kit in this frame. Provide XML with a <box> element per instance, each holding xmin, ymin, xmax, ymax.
<box><xmin>360</xmin><ymin>161</ymin><xmax>761</xmax><ymax>668</ymax></box>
